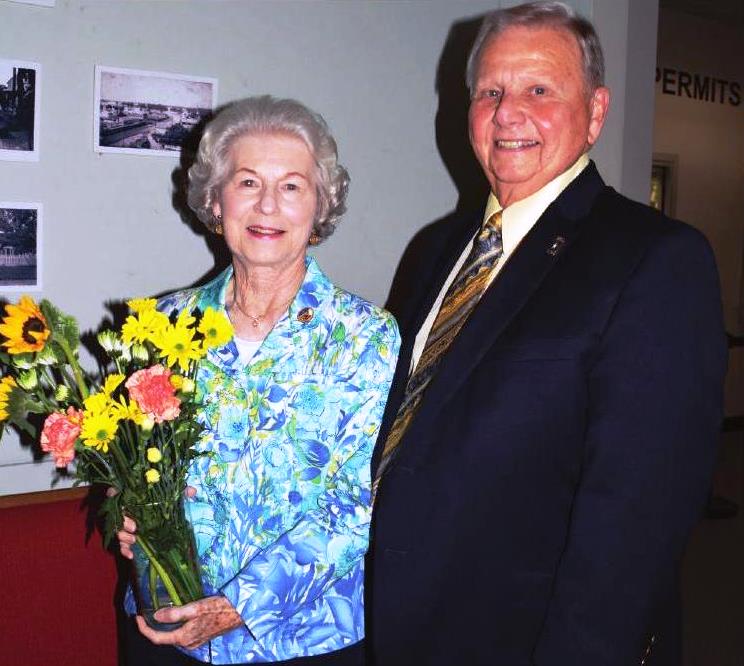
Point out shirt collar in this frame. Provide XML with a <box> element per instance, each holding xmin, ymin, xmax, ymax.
<box><xmin>483</xmin><ymin>153</ymin><xmax>590</xmax><ymax>257</ymax></box>
<box><xmin>198</xmin><ymin>254</ymin><xmax>331</xmax><ymax>314</ymax></box>
<box><xmin>195</xmin><ymin>255</ymin><xmax>333</xmax><ymax>371</ymax></box>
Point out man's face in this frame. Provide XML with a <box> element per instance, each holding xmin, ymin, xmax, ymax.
<box><xmin>468</xmin><ymin>25</ymin><xmax>609</xmax><ymax>206</ymax></box>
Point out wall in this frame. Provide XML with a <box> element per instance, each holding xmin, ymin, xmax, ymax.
<box><xmin>0</xmin><ymin>0</ymin><xmax>655</xmax><ymax>495</ymax></box>
<box><xmin>654</xmin><ymin>7</ymin><xmax>744</xmax><ymax>335</ymax></box>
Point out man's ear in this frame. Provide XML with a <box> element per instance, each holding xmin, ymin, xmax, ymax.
<box><xmin>587</xmin><ymin>86</ymin><xmax>610</xmax><ymax>147</ymax></box>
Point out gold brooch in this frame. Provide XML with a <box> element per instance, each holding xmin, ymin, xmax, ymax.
<box><xmin>297</xmin><ymin>307</ymin><xmax>314</xmax><ymax>323</ymax></box>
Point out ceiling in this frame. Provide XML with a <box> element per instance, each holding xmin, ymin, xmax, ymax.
<box><xmin>659</xmin><ymin>0</ymin><xmax>744</xmax><ymax>25</ymax></box>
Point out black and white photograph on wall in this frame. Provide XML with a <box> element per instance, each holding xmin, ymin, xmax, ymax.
<box><xmin>94</xmin><ymin>65</ymin><xmax>217</xmax><ymax>156</ymax></box>
<box><xmin>0</xmin><ymin>60</ymin><xmax>40</xmax><ymax>161</ymax></box>
<box><xmin>5</xmin><ymin>1</ymin><xmax>55</xmax><ymax>6</ymax></box>
<box><xmin>0</xmin><ymin>203</ymin><xmax>41</xmax><ymax>291</ymax></box>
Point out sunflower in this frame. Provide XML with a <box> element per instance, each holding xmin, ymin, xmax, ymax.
<box><xmin>198</xmin><ymin>307</ymin><xmax>233</xmax><ymax>350</ymax></box>
<box><xmin>0</xmin><ymin>375</ymin><xmax>17</xmax><ymax>421</ymax></box>
<box><xmin>155</xmin><ymin>322</ymin><xmax>203</xmax><ymax>372</ymax></box>
<box><xmin>0</xmin><ymin>296</ymin><xmax>51</xmax><ymax>354</ymax></box>
<box><xmin>80</xmin><ymin>410</ymin><xmax>119</xmax><ymax>452</ymax></box>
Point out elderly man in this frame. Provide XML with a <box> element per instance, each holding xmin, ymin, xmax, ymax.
<box><xmin>369</xmin><ymin>2</ymin><xmax>726</xmax><ymax>665</ymax></box>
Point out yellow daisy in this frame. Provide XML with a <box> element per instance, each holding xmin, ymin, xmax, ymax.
<box><xmin>198</xmin><ymin>307</ymin><xmax>234</xmax><ymax>349</ymax></box>
<box><xmin>121</xmin><ymin>309</ymin><xmax>169</xmax><ymax>346</ymax></box>
<box><xmin>103</xmin><ymin>373</ymin><xmax>125</xmax><ymax>396</ymax></box>
<box><xmin>83</xmin><ymin>391</ymin><xmax>113</xmax><ymax>415</ymax></box>
<box><xmin>80</xmin><ymin>411</ymin><xmax>119</xmax><ymax>452</ymax></box>
<box><xmin>111</xmin><ymin>396</ymin><xmax>146</xmax><ymax>426</ymax></box>
<box><xmin>127</xmin><ymin>298</ymin><xmax>157</xmax><ymax>314</ymax></box>
<box><xmin>0</xmin><ymin>296</ymin><xmax>50</xmax><ymax>355</ymax></box>
<box><xmin>175</xmin><ymin>309</ymin><xmax>196</xmax><ymax>329</ymax></box>
<box><xmin>145</xmin><ymin>468</ymin><xmax>160</xmax><ymax>484</ymax></box>
<box><xmin>155</xmin><ymin>323</ymin><xmax>203</xmax><ymax>372</ymax></box>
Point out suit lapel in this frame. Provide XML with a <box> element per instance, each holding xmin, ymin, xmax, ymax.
<box><xmin>401</xmin><ymin>212</ymin><xmax>483</xmax><ymax>343</ymax></box>
<box><xmin>403</xmin><ymin>163</ymin><xmax>606</xmax><ymax>446</ymax></box>
<box><xmin>388</xmin><ymin>211</ymin><xmax>483</xmax><ymax>386</ymax></box>
<box><xmin>374</xmin><ymin>211</ymin><xmax>482</xmax><ymax>468</ymax></box>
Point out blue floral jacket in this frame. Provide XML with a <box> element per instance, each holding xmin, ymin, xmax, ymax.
<box><xmin>154</xmin><ymin>257</ymin><xmax>399</xmax><ymax>663</ymax></box>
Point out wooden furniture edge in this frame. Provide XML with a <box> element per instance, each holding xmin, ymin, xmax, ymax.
<box><xmin>0</xmin><ymin>486</ymin><xmax>88</xmax><ymax>509</ymax></box>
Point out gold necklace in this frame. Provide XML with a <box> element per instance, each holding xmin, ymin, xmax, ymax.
<box><xmin>229</xmin><ymin>293</ymin><xmax>295</xmax><ymax>329</ymax></box>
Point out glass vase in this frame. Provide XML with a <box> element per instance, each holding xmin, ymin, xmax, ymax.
<box><xmin>129</xmin><ymin>498</ymin><xmax>204</xmax><ymax>631</ymax></box>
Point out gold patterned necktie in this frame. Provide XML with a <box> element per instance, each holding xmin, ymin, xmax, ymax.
<box><xmin>376</xmin><ymin>211</ymin><xmax>504</xmax><ymax>481</ymax></box>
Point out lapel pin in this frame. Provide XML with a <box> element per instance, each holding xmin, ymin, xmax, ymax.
<box><xmin>297</xmin><ymin>307</ymin><xmax>314</xmax><ymax>323</ymax></box>
<box><xmin>546</xmin><ymin>236</ymin><xmax>567</xmax><ymax>257</ymax></box>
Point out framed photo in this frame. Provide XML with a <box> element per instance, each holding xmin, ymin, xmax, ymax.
<box><xmin>0</xmin><ymin>203</ymin><xmax>41</xmax><ymax>291</ymax></box>
<box><xmin>0</xmin><ymin>59</ymin><xmax>41</xmax><ymax>162</ymax></box>
<box><xmin>4</xmin><ymin>0</ymin><xmax>57</xmax><ymax>7</ymax></box>
<box><xmin>94</xmin><ymin>65</ymin><xmax>217</xmax><ymax>157</ymax></box>
<box><xmin>4</xmin><ymin>1</ymin><xmax>55</xmax><ymax>6</ymax></box>
<box><xmin>650</xmin><ymin>153</ymin><xmax>678</xmax><ymax>217</ymax></box>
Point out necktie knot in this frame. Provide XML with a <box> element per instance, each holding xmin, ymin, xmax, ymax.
<box><xmin>486</xmin><ymin>209</ymin><xmax>503</xmax><ymax>231</ymax></box>
<box><xmin>472</xmin><ymin>210</ymin><xmax>502</xmax><ymax>254</ymax></box>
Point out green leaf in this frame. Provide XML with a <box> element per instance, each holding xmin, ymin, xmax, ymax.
<box><xmin>48</xmin><ymin>342</ymin><xmax>69</xmax><ymax>365</ymax></box>
<box><xmin>331</xmin><ymin>322</ymin><xmax>346</xmax><ymax>343</ymax></box>
<box><xmin>39</xmin><ymin>299</ymin><xmax>80</xmax><ymax>351</ymax></box>
<box><xmin>10</xmin><ymin>416</ymin><xmax>36</xmax><ymax>437</ymax></box>
<box><xmin>8</xmin><ymin>351</ymin><xmax>32</xmax><ymax>368</ymax></box>
<box><xmin>249</xmin><ymin>358</ymin><xmax>274</xmax><ymax>375</ymax></box>
<box><xmin>98</xmin><ymin>494</ymin><xmax>123</xmax><ymax>546</ymax></box>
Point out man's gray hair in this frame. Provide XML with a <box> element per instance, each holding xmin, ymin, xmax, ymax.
<box><xmin>465</xmin><ymin>1</ymin><xmax>605</xmax><ymax>95</ymax></box>
<box><xmin>187</xmin><ymin>96</ymin><xmax>349</xmax><ymax>242</ymax></box>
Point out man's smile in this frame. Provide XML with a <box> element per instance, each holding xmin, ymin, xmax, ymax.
<box><xmin>495</xmin><ymin>139</ymin><xmax>539</xmax><ymax>149</ymax></box>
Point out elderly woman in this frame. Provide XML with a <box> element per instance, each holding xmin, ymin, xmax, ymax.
<box><xmin>118</xmin><ymin>96</ymin><xmax>399</xmax><ymax>666</ymax></box>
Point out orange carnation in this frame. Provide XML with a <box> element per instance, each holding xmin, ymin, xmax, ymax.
<box><xmin>125</xmin><ymin>364</ymin><xmax>181</xmax><ymax>423</ymax></box>
<box><xmin>40</xmin><ymin>407</ymin><xmax>83</xmax><ymax>468</ymax></box>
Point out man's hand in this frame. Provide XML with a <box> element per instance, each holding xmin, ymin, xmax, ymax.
<box><xmin>136</xmin><ymin>596</ymin><xmax>244</xmax><ymax>649</ymax></box>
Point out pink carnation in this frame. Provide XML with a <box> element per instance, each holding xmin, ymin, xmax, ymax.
<box><xmin>126</xmin><ymin>364</ymin><xmax>181</xmax><ymax>423</ymax></box>
<box><xmin>40</xmin><ymin>407</ymin><xmax>83</xmax><ymax>468</ymax></box>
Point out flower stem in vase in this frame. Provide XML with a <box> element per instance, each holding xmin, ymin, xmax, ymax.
<box><xmin>129</xmin><ymin>501</ymin><xmax>204</xmax><ymax>631</ymax></box>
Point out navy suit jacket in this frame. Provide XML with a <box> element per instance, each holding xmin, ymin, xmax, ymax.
<box><xmin>368</xmin><ymin>162</ymin><xmax>727</xmax><ymax>665</ymax></box>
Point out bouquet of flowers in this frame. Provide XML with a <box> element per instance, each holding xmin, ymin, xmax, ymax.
<box><xmin>0</xmin><ymin>295</ymin><xmax>233</xmax><ymax>626</ymax></box>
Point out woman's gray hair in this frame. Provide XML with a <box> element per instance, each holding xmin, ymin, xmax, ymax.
<box><xmin>187</xmin><ymin>96</ymin><xmax>349</xmax><ymax>242</ymax></box>
<box><xmin>465</xmin><ymin>1</ymin><xmax>605</xmax><ymax>96</ymax></box>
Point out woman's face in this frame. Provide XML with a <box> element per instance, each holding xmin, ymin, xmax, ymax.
<box><xmin>213</xmin><ymin>131</ymin><xmax>318</xmax><ymax>275</ymax></box>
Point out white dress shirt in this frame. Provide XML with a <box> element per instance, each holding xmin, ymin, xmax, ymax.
<box><xmin>409</xmin><ymin>154</ymin><xmax>590</xmax><ymax>373</ymax></box>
